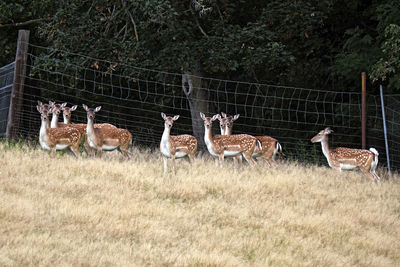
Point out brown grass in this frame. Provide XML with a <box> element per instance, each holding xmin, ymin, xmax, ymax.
<box><xmin>0</xmin><ymin>144</ymin><xmax>399</xmax><ymax>266</ymax></box>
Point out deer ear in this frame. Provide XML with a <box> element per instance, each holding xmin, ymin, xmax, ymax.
<box><xmin>221</xmin><ymin>112</ymin><xmax>227</xmax><ymax>118</ymax></box>
<box><xmin>61</xmin><ymin>102</ymin><xmax>67</xmax><ymax>108</ymax></box>
<box><xmin>325</xmin><ymin>127</ymin><xmax>333</xmax><ymax>133</ymax></box>
<box><xmin>37</xmin><ymin>100</ymin><xmax>43</xmax><ymax>106</ymax></box>
<box><xmin>71</xmin><ymin>105</ymin><xmax>77</xmax><ymax>111</ymax></box>
<box><xmin>36</xmin><ymin>105</ymin><xmax>41</xmax><ymax>113</ymax></box>
<box><xmin>211</xmin><ymin>114</ymin><xmax>219</xmax><ymax>121</ymax></box>
<box><xmin>82</xmin><ymin>104</ymin><xmax>88</xmax><ymax>111</ymax></box>
<box><xmin>94</xmin><ymin>106</ymin><xmax>102</xmax><ymax>112</ymax></box>
<box><xmin>161</xmin><ymin>112</ymin><xmax>167</xmax><ymax>120</ymax></box>
<box><xmin>49</xmin><ymin>101</ymin><xmax>55</xmax><ymax>107</ymax></box>
<box><xmin>233</xmin><ymin>114</ymin><xmax>240</xmax><ymax>121</ymax></box>
<box><xmin>200</xmin><ymin>112</ymin><xmax>205</xmax><ymax>120</ymax></box>
<box><xmin>172</xmin><ymin>115</ymin><xmax>180</xmax><ymax>121</ymax></box>
<box><xmin>215</xmin><ymin>114</ymin><xmax>222</xmax><ymax>121</ymax></box>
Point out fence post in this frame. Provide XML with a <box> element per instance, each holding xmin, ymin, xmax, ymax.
<box><xmin>361</xmin><ymin>72</ymin><xmax>366</xmax><ymax>149</ymax></box>
<box><xmin>6</xmin><ymin>29</ymin><xmax>30</xmax><ymax>140</ymax></box>
<box><xmin>379</xmin><ymin>84</ymin><xmax>391</xmax><ymax>174</ymax></box>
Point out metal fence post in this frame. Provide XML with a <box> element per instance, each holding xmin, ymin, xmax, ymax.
<box><xmin>379</xmin><ymin>84</ymin><xmax>391</xmax><ymax>173</ymax></box>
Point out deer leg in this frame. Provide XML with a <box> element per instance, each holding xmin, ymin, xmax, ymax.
<box><xmin>70</xmin><ymin>146</ymin><xmax>80</xmax><ymax>158</ymax></box>
<box><xmin>171</xmin><ymin>154</ymin><xmax>176</xmax><ymax>174</ymax></box>
<box><xmin>97</xmin><ymin>147</ymin><xmax>102</xmax><ymax>158</ymax></box>
<box><xmin>242</xmin><ymin>151</ymin><xmax>256</xmax><ymax>167</ymax></box>
<box><xmin>360</xmin><ymin>168</ymin><xmax>378</xmax><ymax>182</ymax></box>
<box><xmin>218</xmin><ymin>154</ymin><xmax>224</xmax><ymax>167</ymax></box>
<box><xmin>163</xmin><ymin>157</ymin><xmax>168</xmax><ymax>174</ymax></box>
<box><xmin>120</xmin><ymin>144</ymin><xmax>131</xmax><ymax>160</ymax></box>
<box><xmin>188</xmin><ymin>152</ymin><xmax>195</xmax><ymax>163</ymax></box>
<box><xmin>83</xmin><ymin>135</ymin><xmax>95</xmax><ymax>157</ymax></box>
<box><xmin>51</xmin><ymin>147</ymin><xmax>56</xmax><ymax>158</ymax></box>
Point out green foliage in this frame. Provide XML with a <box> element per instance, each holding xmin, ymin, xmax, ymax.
<box><xmin>370</xmin><ymin>24</ymin><xmax>400</xmax><ymax>90</ymax></box>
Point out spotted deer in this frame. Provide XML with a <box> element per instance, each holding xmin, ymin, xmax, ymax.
<box><xmin>58</xmin><ymin>103</ymin><xmax>117</xmax><ymax>156</ymax></box>
<box><xmin>160</xmin><ymin>113</ymin><xmax>198</xmax><ymax>173</ymax></box>
<box><xmin>36</xmin><ymin>105</ymin><xmax>82</xmax><ymax>158</ymax></box>
<box><xmin>221</xmin><ymin>112</ymin><xmax>282</xmax><ymax>167</ymax></box>
<box><xmin>311</xmin><ymin>127</ymin><xmax>380</xmax><ymax>182</ymax></box>
<box><xmin>37</xmin><ymin>100</ymin><xmax>51</xmax><ymax>113</ymax></box>
<box><xmin>49</xmin><ymin>102</ymin><xmax>69</xmax><ymax>128</ymax></box>
<box><xmin>82</xmin><ymin>104</ymin><xmax>132</xmax><ymax>159</ymax></box>
<box><xmin>200</xmin><ymin>112</ymin><xmax>261</xmax><ymax>166</ymax></box>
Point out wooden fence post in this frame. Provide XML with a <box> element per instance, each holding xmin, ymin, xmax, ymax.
<box><xmin>361</xmin><ymin>72</ymin><xmax>366</xmax><ymax>149</ymax></box>
<box><xmin>6</xmin><ymin>30</ymin><xmax>30</xmax><ymax>140</ymax></box>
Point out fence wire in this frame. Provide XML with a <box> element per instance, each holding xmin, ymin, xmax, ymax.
<box><xmin>5</xmin><ymin>43</ymin><xmax>400</xmax><ymax>169</ymax></box>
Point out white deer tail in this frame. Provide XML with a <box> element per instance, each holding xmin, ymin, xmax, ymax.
<box><xmin>273</xmin><ymin>141</ymin><xmax>282</xmax><ymax>160</ymax></box>
<box><xmin>369</xmin><ymin>147</ymin><xmax>379</xmax><ymax>165</ymax></box>
<box><xmin>256</xmin><ymin>139</ymin><xmax>263</xmax><ymax>152</ymax></box>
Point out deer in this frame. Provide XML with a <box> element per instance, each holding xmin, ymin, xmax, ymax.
<box><xmin>37</xmin><ymin>100</ymin><xmax>51</xmax><ymax>113</ymax></box>
<box><xmin>56</xmin><ymin>102</ymin><xmax>117</xmax><ymax>156</ymax></box>
<box><xmin>82</xmin><ymin>104</ymin><xmax>132</xmax><ymax>159</ymax></box>
<box><xmin>220</xmin><ymin>112</ymin><xmax>283</xmax><ymax>167</ymax></box>
<box><xmin>49</xmin><ymin>102</ymin><xmax>69</xmax><ymax>128</ymax></box>
<box><xmin>36</xmin><ymin>105</ymin><xmax>82</xmax><ymax>158</ymax></box>
<box><xmin>200</xmin><ymin>112</ymin><xmax>261</xmax><ymax>166</ymax></box>
<box><xmin>311</xmin><ymin>127</ymin><xmax>380</xmax><ymax>182</ymax></box>
<box><xmin>160</xmin><ymin>113</ymin><xmax>198</xmax><ymax>173</ymax></box>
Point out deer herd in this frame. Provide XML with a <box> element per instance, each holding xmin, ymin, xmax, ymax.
<box><xmin>36</xmin><ymin>101</ymin><xmax>381</xmax><ymax>182</ymax></box>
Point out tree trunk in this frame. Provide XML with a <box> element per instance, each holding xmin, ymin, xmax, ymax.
<box><xmin>182</xmin><ymin>66</ymin><xmax>212</xmax><ymax>150</ymax></box>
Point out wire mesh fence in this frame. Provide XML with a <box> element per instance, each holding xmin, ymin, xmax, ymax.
<box><xmin>5</xmin><ymin>42</ymin><xmax>400</xmax><ymax>170</ymax></box>
<box><xmin>0</xmin><ymin>61</ymin><xmax>15</xmax><ymax>137</ymax></box>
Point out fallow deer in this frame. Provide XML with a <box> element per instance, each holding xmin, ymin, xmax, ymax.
<box><xmin>82</xmin><ymin>104</ymin><xmax>132</xmax><ymax>159</ymax></box>
<box><xmin>160</xmin><ymin>113</ymin><xmax>198</xmax><ymax>173</ymax></box>
<box><xmin>221</xmin><ymin>112</ymin><xmax>282</xmax><ymax>167</ymax></box>
<box><xmin>311</xmin><ymin>127</ymin><xmax>380</xmax><ymax>182</ymax></box>
<box><xmin>36</xmin><ymin>105</ymin><xmax>82</xmax><ymax>158</ymax></box>
<box><xmin>49</xmin><ymin>102</ymin><xmax>69</xmax><ymax>128</ymax></box>
<box><xmin>58</xmin><ymin>103</ymin><xmax>117</xmax><ymax>156</ymax></box>
<box><xmin>37</xmin><ymin>100</ymin><xmax>51</xmax><ymax>113</ymax></box>
<box><xmin>200</xmin><ymin>112</ymin><xmax>261</xmax><ymax>166</ymax></box>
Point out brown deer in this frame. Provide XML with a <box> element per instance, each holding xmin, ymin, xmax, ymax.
<box><xmin>49</xmin><ymin>102</ymin><xmax>69</xmax><ymax>128</ymax></box>
<box><xmin>221</xmin><ymin>112</ymin><xmax>282</xmax><ymax>167</ymax></box>
<box><xmin>57</xmin><ymin>103</ymin><xmax>117</xmax><ymax>156</ymax></box>
<box><xmin>200</xmin><ymin>112</ymin><xmax>261</xmax><ymax>166</ymax></box>
<box><xmin>311</xmin><ymin>127</ymin><xmax>380</xmax><ymax>182</ymax></box>
<box><xmin>83</xmin><ymin>104</ymin><xmax>132</xmax><ymax>159</ymax></box>
<box><xmin>37</xmin><ymin>100</ymin><xmax>51</xmax><ymax>113</ymax></box>
<box><xmin>36</xmin><ymin>105</ymin><xmax>82</xmax><ymax>158</ymax></box>
<box><xmin>160</xmin><ymin>113</ymin><xmax>198</xmax><ymax>173</ymax></box>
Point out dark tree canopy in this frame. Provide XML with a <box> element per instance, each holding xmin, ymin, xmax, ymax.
<box><xmin>1</xmin><ymin>0</ymin><xmax>399</xmax><ymax>92</ymax></box>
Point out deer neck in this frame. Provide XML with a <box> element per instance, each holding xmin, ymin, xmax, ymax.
<box><xmin>204</xmin><ymin>125</ymin><xmax>215</xmax><ymax>151</ymax></box>
<box><xmin>39</xmin><ymin>119</ymin><xmax>50</xmax><ymax>149</ymax></box>
<box><xmin>86</xmin><ymin>117</ymin><xmax>96</xmax><ymax>140</ymax></box>
<box><xmin>51</xmin><ymin>113</ymin><xmax>59</xmax><ymax>128</ymax></box>
<box><xmin>161</xmin><ymin>125</ymin><xmax>171</xmax><ymax>144</ymax></box>
<box><xmin>226</xmin><ymin>127</ymin><xmax>233</xmax><ymax>136</ymax></box>
<box><xmin>320</xmin><ymin>136</ymin><xmax>332</xmax><ymax>165</ymax></box>
<box><xmin>219</xmin><ymin>126</ymin><xmax>225</xmax><ymax>135</ymax></box>
<box><xmin>63</xmin><ymin>114</ymin><xmax>71</xmax><ymax>124</ymax></box>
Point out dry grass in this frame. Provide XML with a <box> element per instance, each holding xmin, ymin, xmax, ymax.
<box><xmin>0</xmin><ymin>144</ymin><xmax>399</xmax><ymax>266</ymax></box>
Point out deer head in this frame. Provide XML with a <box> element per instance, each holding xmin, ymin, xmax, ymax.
<box><xmin>200</xmin><ymin>112</ymin><xmax>219</xmax><ymax>130</ymax></box>
<box><xmin>161</xmin><ymin>112</ymin><xmax>179</xmax><ymax>129</ymax></box>
<box><xmin>50</xmin><ymin>102</ymin><xmax>67</xmax><ymax>117</ymax></box>
<box><xmin>82</xmin><ymin>104</ymin><xmax>101</xmax><ymax>121</ymax></box>
<box><xmin>225</xmin><ymin>113</ymin><xmax>240</xmax><ymax>131</ymax></box>
<box><xmin>311</xmin><ymin>127</ymin><xmax>334</xmax><ymax>143</ymax></box>
<box><xmin>61</xmin><ymin>104</ymin><xmax>78</xmax><ymax>123</ymax></box>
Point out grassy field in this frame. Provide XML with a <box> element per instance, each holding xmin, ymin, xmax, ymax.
<box><xmin>1</xmin><ymin>144</ymin><xmax>399</xmax><ymax>266</ymax></box>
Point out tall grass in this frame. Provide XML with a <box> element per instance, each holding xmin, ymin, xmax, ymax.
<box><xmin>0</xmin><ymin>144</ymin><xmax>399</xmax><ymax>266</ymax></box>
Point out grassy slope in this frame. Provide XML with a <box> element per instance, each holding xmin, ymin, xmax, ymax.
<box><xmin>0</xmin><ymin>145</ymin><xmax>399</xmax><ymax>266</ymax></box>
